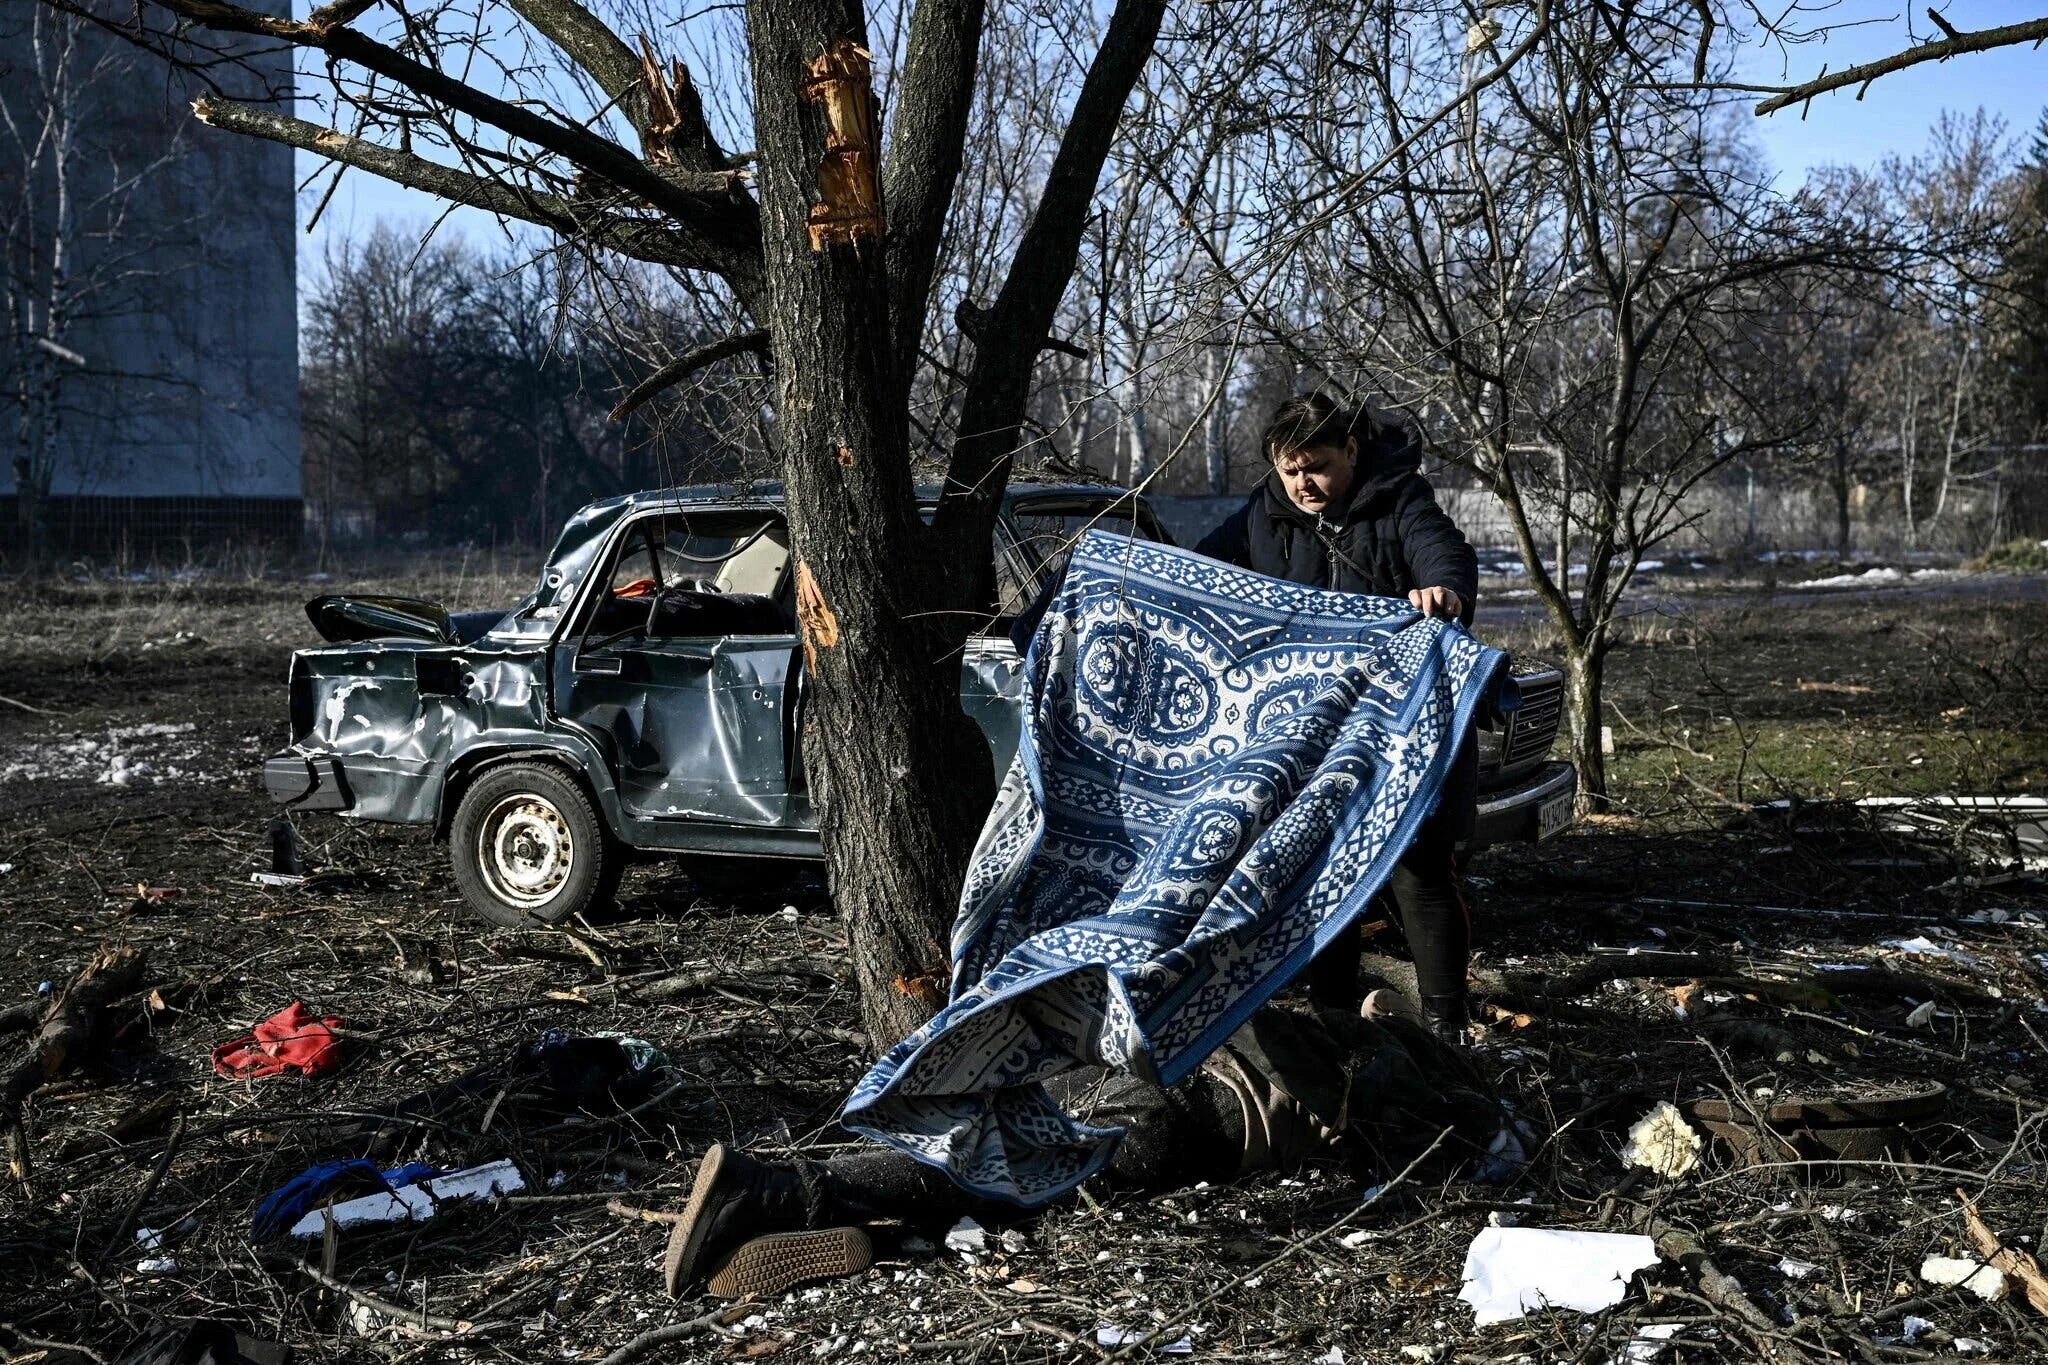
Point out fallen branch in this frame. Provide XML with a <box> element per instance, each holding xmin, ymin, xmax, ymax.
<box><xmin>2</xmin><ymin>946</ymin><xmax>148</xmax><ymax>1180</ymax></box>
<box><xmin>98</xmin><ymin>1111</ymin><xmax>184</xmax><ymax>1263</ymax></box>
<box><xmin>294</xmin><ymin>1258</ymin><xmax>485</xmax><ymax>1334</ymax></box>
<box><xmin>597</xmin><ymin>1304</ymin><xmax>750</xmax><ymax>1365</ymax></box>
<box><xmin>1637</xmin><ymin>1212</ymin><xmax>1804</xmax><ymax>1359</ymax></box>
<box><xmin>1958</xmin><ymin>1188</ymin><xmax>2048</xmax><ymax>1316</ymax></box>
<box><xmin>630</xmin><ymin>957</ymin><xmax>843</xmax><ymax>1003</ymax></box>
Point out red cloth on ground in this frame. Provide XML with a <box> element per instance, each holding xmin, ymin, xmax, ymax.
<box><xmin>211</xmin><ymin>1001</ymin><xmax>344</xmax><ymax>1079</ymax></box>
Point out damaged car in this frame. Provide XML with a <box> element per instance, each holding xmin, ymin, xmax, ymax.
<box><xmin>264</xmin><ymin>483</ymin><xmax>1576</xmax><ymax>926</ymax></box>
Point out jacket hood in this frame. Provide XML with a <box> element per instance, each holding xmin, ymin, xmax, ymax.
<box><xmin>1258</xmin><ymin>423</ymin><xmax>1423</xmax><ymax>525</ymax></box>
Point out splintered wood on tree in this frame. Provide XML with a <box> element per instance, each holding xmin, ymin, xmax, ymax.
<box><xmin>794</xmin><ymin>560</ymin><xmax>840</xmax><ymax>670</ymax></box>
<box><xmin>798</xmin><ymin>40</ymin><xmax>882</xmax><ymax>249</ymax></box>
<box><xmin>636</xmin><ymin>36</ymin><xmax>683</xmax><ymax>162</ymax></box>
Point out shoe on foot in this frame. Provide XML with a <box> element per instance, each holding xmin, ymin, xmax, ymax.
<box><xmin>663</xmin><ymin>1144</ymin><xmax>814</xmax><ymax>1296</ymax></box>
<box><xmin>706</xmin><ymin>1226</ymin><xmax>873</xmax><ymax>1298</ymax></box>
<box><xmin>1419</xmin><ymin>993</ymin><xmax>1470</xmax><ymax>1048</ymax></box>
<box><xmin>1360</xmin><ymin>988</ymin><xmax>1416</xmax><ymax>1023</ymax></box>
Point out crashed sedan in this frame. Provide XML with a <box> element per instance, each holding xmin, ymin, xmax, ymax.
<box><xmin>264</xmin><ymin>482</ymin><xmax>1576</xmax><ymax>926</ymax></box>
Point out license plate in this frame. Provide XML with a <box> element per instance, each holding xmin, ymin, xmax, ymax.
<box><xmin>1537</xmin><ymin>789</ymin><xmax>1574</xmax><ymax>841</ymax></box>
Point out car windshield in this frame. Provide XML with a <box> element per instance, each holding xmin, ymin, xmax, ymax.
<box><xmin>1009</xmin><ymin>494</ymin><xmax>1161</xmax><ymax>582</ymax></box>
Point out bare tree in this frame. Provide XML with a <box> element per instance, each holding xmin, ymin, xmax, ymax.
<box><xmin>1727</xmin><ymin>7</ymin><xmax>2048</xmax><ymax>116</ymax></box>
<box><xmin>59</xmin><ymin>0</ymin><xmax>1189</xmax><ymax>1043</ymax></box>
<box><xmin>1</xmin><ymin>5</ymin><xmax>190</xmax><ymax>562</ymax></box>
<box><xmin>1204</xmin><ymin>1</ymin><xmax>1907</xmax><ymax>806</ymax></box>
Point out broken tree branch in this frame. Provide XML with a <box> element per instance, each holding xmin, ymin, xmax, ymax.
<box><xmin>2</xmin><ymin>945</ymin><xmax>147</xmax><ymax>1181</ymax></box>
<box><xmin>1752</xmin><ymin>15</ymin><xmax>2048</xmax><ymax>115</ymax></box>
<box><xmin>192</xmin><ymin>99</ymin><xmax>731</xmax><ymax>275</ymax></box>
<box><xmin>1958</xmin><ymin>1188</ymin><xmax>2048</xmax><ymax>1316</ymax></box>
<box><xmin>607</xmin><ymin>330</ymin><xmax>770</xmax><ymax>421</ymax></box>
<box><xmin>148</xmin><ymin>0</ymin><xmax>763</xmax><ymax>302</ymax></box>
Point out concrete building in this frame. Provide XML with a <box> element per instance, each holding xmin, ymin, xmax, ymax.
<box><xmin>0</xmin><ymin>1</ymin><xmax>299</xmax><ymax>559</ymax></box>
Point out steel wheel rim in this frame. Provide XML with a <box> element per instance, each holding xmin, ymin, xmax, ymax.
<box><xmin>478</xmin><ymin>792</ymin><xmax>574</xmax><ymax>908</ymax></box>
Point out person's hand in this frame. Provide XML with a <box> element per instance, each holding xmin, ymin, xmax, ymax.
<box><xmin>1408</xmin><ymin>585</ymin><xmax>1463</xmax><ymax>620</ymax></box>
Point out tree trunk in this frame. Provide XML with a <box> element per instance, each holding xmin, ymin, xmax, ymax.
<box><xmin>745</xmin><ymin>0</ymin><xmax>995</xmax><ymax>1051</ymax></box>
<box><xmin>1563</xmin><ymin>645</ymin><xmax>1607</xmax><ymax>812</ymax></box>
<box><xmin>1829</xmin><ymin>440</ymin><xmax>1851</xmax><ymax>560</ymax></box>
<box><xmin>1203</xmin><ymin>343</ymin><xmax>1230</xmax><ymax>493</ymax></box>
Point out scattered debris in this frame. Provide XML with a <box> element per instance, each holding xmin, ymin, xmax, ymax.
<box><xmin>1621</xmin><ymin>1102</ymin><xmax>1701</xmax><ymax>1179</ymax></box>
<box><xmin>251</xmin><ymin>1159</ymin><xmax>437</xmax><ymax>1239</ymax></box>
<box><xmin>210</xmin><ymin>1002</ymin><xmax>343</xmax><ymax>1079</ymax></box>
<box><xmin>1959</xmin><ymin>1189</ymin><xmax>2048</xmax><ymax>1317</ymax></box>
<box><xmin>943</xmin><ymin>1217</ymin><xmax>987</xmax><ymax>1253</ymax></box>
<box><xmin>1456</xmin><ymin>1227</ymin><xmax>1660</xmax><ymax>1325</ymax></box>
<box><xmin>287</xmin><ymin>1158</ymin><xmax>524</xmax><ymax>1237</ymax></box>
<box><xmin>525</xmin><ymin>1030</ymin><xmax>669</xmax><ymax>1108</ymax></box>
<box><xmin>1684</xmin><ymin>1084</ymin><xmax>1946</xmax><ymax>1167</ymax></box>
<box><xmin>1095</xmin><ymin>1324</ymin><xmax>1192</xmax><ymax>1352</ymax></box>
<box><xmin>1619</xmin><ymin>1323</ymin><xmax>1685</xmax><ymax>1363</ymax></box>
<box><xmin>1920</xmin><ymin>1254</ymin><xmax>2007</xmax><ymax>1301</ymax></box>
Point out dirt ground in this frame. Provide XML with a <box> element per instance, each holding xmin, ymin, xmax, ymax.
<box><xmin>1</xmin><ymin>562</ymin><xmax>2045</xmax><ymax>1363</ymax></box>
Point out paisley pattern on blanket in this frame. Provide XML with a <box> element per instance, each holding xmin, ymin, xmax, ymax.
<box><xmin>842</xmin><ymin>531</ymin><xmax>1512</xmax><ymax>1205</ymax></box>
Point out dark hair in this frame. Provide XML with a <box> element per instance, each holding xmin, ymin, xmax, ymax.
<box><xmin>1261</xmin><ymin>392</ymin><xmax>1357</xmax><ymax>461</ymax></box>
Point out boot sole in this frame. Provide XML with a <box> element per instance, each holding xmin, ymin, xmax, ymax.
<box><xmin>663</xmin><ymin>1143</ymin><xmax>730</xmax><ymax>1296</ymax></box>
<box><xmin>707</xmin><ymin>1227</ymin><xmax>873</xmax><ymax>1298</ymax></box>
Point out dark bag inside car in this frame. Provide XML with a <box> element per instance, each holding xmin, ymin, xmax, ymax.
<box><xmin>647</xmin><ymin>587</ymin><xmax>791</xmax><ymax>638</ymax></box>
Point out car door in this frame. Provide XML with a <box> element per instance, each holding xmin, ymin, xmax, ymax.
<box><xmin>553</xmin><ymin>510</ymin><xmax>802</xmax><ymax>827</ymax></box>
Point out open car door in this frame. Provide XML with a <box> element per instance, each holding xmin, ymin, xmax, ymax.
<box><xmin>552</xmin><ymin>510</ymin><xmax>804</xmax><ymax>828</ymax></box>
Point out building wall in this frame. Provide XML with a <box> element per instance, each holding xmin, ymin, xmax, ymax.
<box><xmin>0</xmin><ymin>0</ymin><xmax>298</xmax><ymax>553</ymax></box>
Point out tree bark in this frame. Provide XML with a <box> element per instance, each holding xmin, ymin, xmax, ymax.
<box><xmin>1563</xmin><ymin>646</ymin><xmax>1607</xmax><ymax>812</ymax></box>
<box><xmin>744</xmin><ymin>0</ymin><xmax>996</xmax><ymax>1048</ymax></box>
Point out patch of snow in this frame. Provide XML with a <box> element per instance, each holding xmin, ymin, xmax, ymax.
<box><xmin>1791</xmin><ymin>567</ymin><xmax>1903</xmax><ymax>590</ymax></box>
<box><xmin>0</xmin><ymin>722</ymin><xmax>214</xmax><ymax>787</ymax></box>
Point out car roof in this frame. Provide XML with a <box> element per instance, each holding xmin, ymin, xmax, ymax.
<box><xmin>536</xmin><ymin>478</ymin><xmax>1154</xmax><ymax>613</ymax></box>
<box><xmin>575</xmin><ymin>478</ymin><xmax>1145</xmax><ymax>517</ymax></box>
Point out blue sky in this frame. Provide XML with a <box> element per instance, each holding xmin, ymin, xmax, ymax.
<box><xmin>293</xmin><ymin>2</ymin><xmax>2048</xmax><ymax>281</ymax></box>
<box><xmin>1740</xmin><ymin>0</ymin><xmax>2047</xmax><ymax>180</ymax></box>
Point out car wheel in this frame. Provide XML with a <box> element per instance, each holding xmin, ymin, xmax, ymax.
<box><xmin>451</xmin><ymin>762</ymin><xmax>621</xmax><ymax>928</ymax></box>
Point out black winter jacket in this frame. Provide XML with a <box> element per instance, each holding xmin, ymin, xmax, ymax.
<box><xmin>1194</xmin><ymin>434</ymin><xmax>1478</xmax><ymax>622</ymax></box>
<box><xmin>1196</xmin><ymin>431</ymin><xmax>1482</xmax><ymax>834</ymax></box>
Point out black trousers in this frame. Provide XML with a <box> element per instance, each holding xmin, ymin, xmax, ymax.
<box><xmin>810</xmin><ymin>1067</ymin><xmax>1247</xmax><ymax>1227</ymax></box>
<box><xmin>1306</xmin><ymin>802</ymin><xmax>1470</xmax><ymax>1010</ymax></box>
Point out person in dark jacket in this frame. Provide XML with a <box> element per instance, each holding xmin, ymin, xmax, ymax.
<box><xmin>1195</xmin><ymin>393</ymin><xmax>1480</xmax><ymax>1044</ymax></box>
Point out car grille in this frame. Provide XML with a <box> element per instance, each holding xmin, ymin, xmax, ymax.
<box><xmin>1504</xmin><ymin>673</ymin><xmax>1563</xmax><ymax>766</ymax></box>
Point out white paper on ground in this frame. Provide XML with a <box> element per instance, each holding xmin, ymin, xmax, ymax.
<box><xmin>1620</xmin><ymin>1323</ymin><xmax>1685</xmax><ymax>1363</ymax></box>
<box><xmin>288</xmin><ymin>1158</ymin><xmax>525</xmax><ymax>1237</ymax></box>
<box><xmin>943</xmin><ymin>1217</ymin><xmax>987</xmax><ymax>1253</ymax></box>
<box><xmin>1093</xmin><ymin>1325</ymin><xmax>1191</xmax><ymax>1352</ymax></box>
<box><xmin>1921</xmin><ymin>1254</ymin><xmax>2008</xmax><ymax>1301</ymax></box>
<box><xmin>1458</xmin><ymin>1227</ymin><xmax>1661</xmax><ymax>1325</ymax></box>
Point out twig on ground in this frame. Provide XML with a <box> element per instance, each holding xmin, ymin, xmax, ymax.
<box><xmin>1112</xmin><ymin>1127</ymin><xmax>1452</xmax><ymax>1359</ymax></box>
<box><xmin>596</xmin><ymin>1304</ymin><xmax>751</xmax><ymax>1365</ymax></box>
<box><xmin>293</xmin><ymin>1258</ymin><xmax>485</xmax><ymax>1334</ymax></box>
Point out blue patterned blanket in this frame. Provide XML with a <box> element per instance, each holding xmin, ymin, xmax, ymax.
<box><xmin>842</xmin><ymin>531</ymin><xmax>1512</xmax><ymax>1204</ymax></box>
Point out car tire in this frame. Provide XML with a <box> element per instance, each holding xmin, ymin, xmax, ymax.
<box><xmin>451</xmin><ymin>762</ymin><xmax>621</xmax><ymax>928</ymax></box>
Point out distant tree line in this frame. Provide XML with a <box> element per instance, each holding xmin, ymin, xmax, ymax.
<box><xmin>300</xmin><ymin>227</ymin><xmax>762</xmax><ymax>549</ymax></box>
